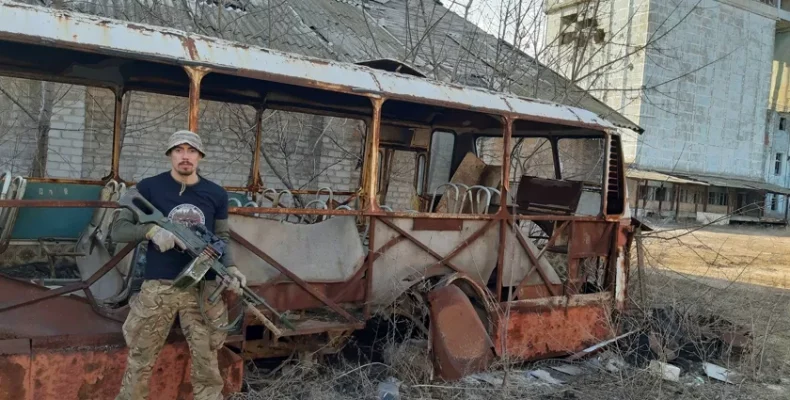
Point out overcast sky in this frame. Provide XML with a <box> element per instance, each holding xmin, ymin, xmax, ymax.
<box><xmin>444</xmin><ymin>0</ymin><xmax>547</xmax><ymax>57</ymax></box>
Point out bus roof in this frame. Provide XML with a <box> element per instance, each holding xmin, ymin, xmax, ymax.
<box><xmin>0</xmin><ymin>0</ymin><xmax>626</xmax><ymax>135</ymax></box>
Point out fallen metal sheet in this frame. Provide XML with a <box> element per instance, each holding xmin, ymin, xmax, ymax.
<box><xmin>494</xmin><ymin>293</ymin><xmax>615</xmax><ymax>361</ymax></box>
<box><xmin>428</xmin><ymin>284</ymin><xmax>495</xmax><ymax>381</ymax></box>
<box><xmin>0</xmin><ymin>337</ymin><xmax>243</xmax><ymax>399</ymax></box>
<box><xmin>703</xmin><ymin>362</ymin><xmax>742</xmax><ymax>384</ymax></box>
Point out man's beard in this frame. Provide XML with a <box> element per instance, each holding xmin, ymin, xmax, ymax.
<box><xmin>177</xmin><ymin>162</ymin><xmax>194</xmax><ymax>176</ymax></box>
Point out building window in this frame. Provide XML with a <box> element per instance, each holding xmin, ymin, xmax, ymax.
<box><xmin>654</xmin><ymin>187</ymin><xmax>667</xmax><ymax>202</ymax></box>
<box><xmin>771</xmin><ymin>195</ymin><xmax>778</xmax><ymax>211</ymax></box>
<box><xmin>775</xmin><ymin>153</ymin><xmax>784</xmax><ymax>176</ymax></box>
<box><xmin>780</xmin><ymin>117</ymin><xmax>787</xmax><ymax>131</ymax></box>
<box><xmin>559</xmin><ymin>13</ymin><xmax>605</xmax><ymax>48</ymax></box>
<box><xmin>708</xmin><ymin>191</ymin><xmax>728</xmax><ymax>206</ymax></box>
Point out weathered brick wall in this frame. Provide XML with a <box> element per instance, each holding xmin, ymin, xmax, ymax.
<box><xmin>0</xmin><ymin>78</ymin><xmax>90</xmax><ymax>178</ymax></box>
<box><xmin>385</xmin><ymin>150</ymin><xmax>418</xmax><ymax>211</ymax></box>
<box><xmin>0</xmin><ymin>78</ymin><xmax>385</xmax><ymax>209</ymax></box>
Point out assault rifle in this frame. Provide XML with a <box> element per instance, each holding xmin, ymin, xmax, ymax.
<box><xmin>118</xmin><ymin>189</ymin><xmax>294</xmax><ymax>333</ymax></box>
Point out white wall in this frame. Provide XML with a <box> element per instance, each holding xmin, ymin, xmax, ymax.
<box><xmin>634</xmin><ymin>0</ymin><xmax>775</xmax><ymax>180</ymax></box>
<box><xmin>545</xmin><ymin>0</ymin><xmax>777</xmax><ymax>180</ymax></box>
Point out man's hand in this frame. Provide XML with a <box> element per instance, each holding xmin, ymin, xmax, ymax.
<box><xmin>218</xmin><ymin>266</ymin><xmax>247</xmax><ymax>295</ymax></box>
<box><xmin>145</xmin><ymin>225</ymin><xmax>186</xmax><ymax>252</ymax></box>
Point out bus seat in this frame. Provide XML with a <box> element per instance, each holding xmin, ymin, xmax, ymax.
<box><xmin>75</xmin><ymin>181</ymin><xmax>136</xmax><ymax>302</ymax></box>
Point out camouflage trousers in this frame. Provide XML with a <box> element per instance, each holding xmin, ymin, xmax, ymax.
<box><xmin>115</xmin><ymin>279</ymin><xmax>229</xmax><ymax>400</ymax></box>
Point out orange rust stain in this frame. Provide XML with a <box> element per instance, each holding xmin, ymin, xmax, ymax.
<box><xmin>494</xmin><ymin>303</ymin><xmax>614</xmax><ymax>360</ymax></box>
<box><xmin>4</xmin><ymin>341</ymin><xmax>243</xmax><ymax>400</ymax></box>
<box><xmin>0</xmin><ymin>356</ymin><xmax>28</xmax><ymax>400</ymax></box>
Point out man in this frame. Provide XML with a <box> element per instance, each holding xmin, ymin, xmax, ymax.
<box><xmin>111</xmin><ymin>130</ymin><xmax>247</xmax><ymax>400</ymax></box>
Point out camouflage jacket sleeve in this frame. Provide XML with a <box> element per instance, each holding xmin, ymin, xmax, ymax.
<box><xmin>214</xmin><ymin>219</ymin><xmax>235</xmax><ymax>268</ymax></box>
<box><xmin>110</xmin><ymin>208</ymin><xmax>151</xmax><ymax>243</ymax></box>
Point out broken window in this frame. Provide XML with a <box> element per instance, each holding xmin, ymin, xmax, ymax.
<box><xmin>558</xmin><ymin>13</ymin><xmax>605</xmax><ymax>47</ymax></box>
<box><xmin>475</xmin><ymin>137</ymin><xmax>555</xmax><ymax>181</ymax></box>
<box><xmin>415</xmin><ymin>153</ymin><xmax>426</xmax><ymax>196</ymax></box>
<box><xmin>427</xmin><ymin>131</ymin><xmax>455</xmax><ymax>193</ymax></box>
<box><xmin>557</xmin><ymin>138</ymin><xmax>604</xmax><ymax>185</ymax></box>
<box><xmin>775</xmin><ymin>153</ymin><xmax>783</xmax><ymax>176</ymax></box>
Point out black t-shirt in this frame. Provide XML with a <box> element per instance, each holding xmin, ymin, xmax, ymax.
<box><xmin>136</xmin><ymin>171</ymin><xmax>229</xmax><ymax>281</ymax></box>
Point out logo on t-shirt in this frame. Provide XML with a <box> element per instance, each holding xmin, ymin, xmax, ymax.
<box><xmin>168</xmin><ymin>203</ymin><xmax>206</xmax><ymax>227</ymax></box>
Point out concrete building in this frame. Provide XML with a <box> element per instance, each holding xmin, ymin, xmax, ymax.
<box><xmin>544</xmin><ymin>0</ymin><xmax>790</xmax><ymax>224</ymax></box>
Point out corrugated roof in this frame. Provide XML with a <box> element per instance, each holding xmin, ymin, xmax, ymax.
<box><xmin>0</xmin><ymin>0</ymin><xmax>619</xmax><ymax>132</ymax></box>
<box><xmin>631</xmin><ymin>169</ymin><xmax>790</xmax><ymax>195</ymax></box>
<box><xmin>626</xmin><ymin>168</ymin><xmax>709</xmax><ymax>186</ymax></box>
<box><xmin>675</xmin><ymin>173</ymin><xmax>790</xmax><ymax>195</ymax></box>
<box><xmin>9</xmin><ymin>0</ymin><xmax>641</xmax><ymax>133</ymax></box>
<box><xmin>363</xmin><ymin>0</ymin><xmax>643</xmax><ymax>133</ymax></box>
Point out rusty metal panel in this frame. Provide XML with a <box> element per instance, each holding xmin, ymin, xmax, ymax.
<box><xmin>0</xmin><ymin>276</ymin><xmax>124</xmax><ymax>338</ymax></box>
<box><xmin>0</xmin><ymin>350</ymin><xmax>31</xmax><ymax>400</ymax></box>
<box><xmin>515</xmin><ymin>176</ymin><xmax>584</xmax><ymax>214</ymax></box>
<box><xmin>250</xmin><ymin>279</ymin><xmax>366</xmax><ymax>312</ymax></box>
<box><xmin>427</xmin><ymin>285</ymin><xmax>495</xmax><ymax>381</ymax></box>
<box><xmin>493</xmin><ymin>293</ymin><xmax>614</xmax><ymax>360</ymax></box>
<box><xmin>568</xmin><ymin>221</ymin><xmax>615</xmax><ymax>259</ymax></box>
<box><xmin>0</xmin><ymin>339</ymin><xmax>243</xmax><ymax>400</ymax></box>
<box><xmin>0</xmin><ymin>339</ymin><xmax>29</xmax><ymax>355</ymax></box>
<box><xmin>412</xmin><ymin>218</ymin><xmax>463</xmax><ymax>231</ymax></box>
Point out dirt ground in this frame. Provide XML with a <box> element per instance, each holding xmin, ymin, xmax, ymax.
<box><xmin>632</xmin><ymin>222</ymin><xmax>790</xmax><ymax>399</ymax></box>
<box><xmin>641</xmin><ymin>223</ymin><xmax>790</xmax><ymax>289</ymax></box>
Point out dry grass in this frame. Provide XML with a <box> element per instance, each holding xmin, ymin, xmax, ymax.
<box><xmin>643</xmin><ymin>223</ymin><xmax>790</xmax><ymax>289</ymax></box>
<box><xmin>232</xmin><ymin>222</ymin><xmax>790</xmax><ymax>400</ymax></box>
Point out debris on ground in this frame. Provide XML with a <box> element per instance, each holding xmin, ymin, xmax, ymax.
<box><xmin>528</xmin><ymin>369</ymin><xmax>565</xmax><ymax>385</ymax></box>
<box><xmin>620</xmin><ymin>306</ymin><xmax>754</xmax><ymax>367</ymax></box>
<box><xmin>647</xmin><ymin>360</ymin><xmax>680</xmax><ymax>382</ymax></box>
<box><xmin>585</xmin><ymin>351</ymin><xmax>627</xmax><ymax>373</ymax></box>
<box><xmin>702</xmin><ymin>362</ymin><xmax>743</xmax><ymax>384</ymax></box>
<box><xmin>565</xmin><ymin>330</ymin><xmax>638</xmax><ymax>361</ymax></box>
<box><xmin>549</xmin><ymin>364</ymin><xmax>584</xmax><ymax>376</ymax></box>
<box><xmin>377</xmin><ymin>377</ymin><xmax>400</xmax><ymax>400</ymax></box>
<box><xmin>229</xmin><ymin>300</ymin><xmax>780</xmax><ymax>400</ymax></box>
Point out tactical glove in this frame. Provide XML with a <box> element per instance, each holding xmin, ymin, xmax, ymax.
<box><xmin>145</xmin><ymin>225</ymin><xmax>185</xmax><ymax>252</ymax></box>
<box><xmin>221</xmin><ymin>266</ymin><xmax>246</xmax><ymax>295</ymax></box>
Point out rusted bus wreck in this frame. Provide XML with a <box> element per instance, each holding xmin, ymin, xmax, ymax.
<box><xmin>0</xmin><ymin>1</ymin><xmax>642</xmax><ymax>398</ymax></box>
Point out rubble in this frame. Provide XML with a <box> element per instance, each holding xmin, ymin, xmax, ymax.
<box><xmin>620</xmin><ymin>306</ymin><xmax>754</xmax><ymax>367</ymax></box>
<box><xmin>647</xmin><ymin>360</ymin><xmax>680</xmax><ymax>382</ymax></box>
